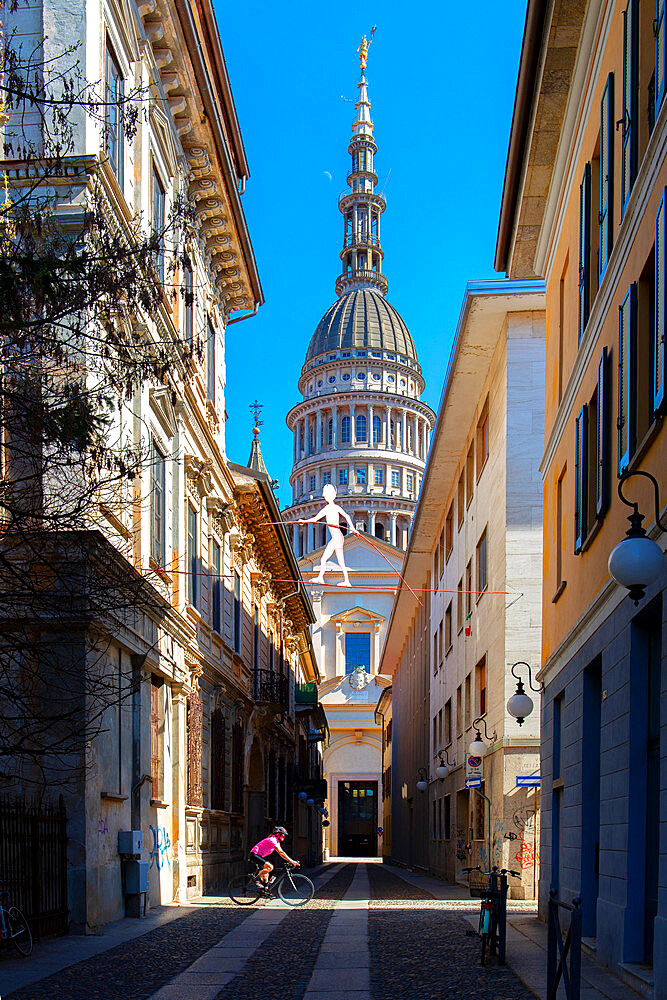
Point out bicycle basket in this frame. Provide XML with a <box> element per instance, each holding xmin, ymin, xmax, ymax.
<box><xmin>468</xmin><ymin>870</ymin><xmax>490</xmax><ymax>898</ymax></box>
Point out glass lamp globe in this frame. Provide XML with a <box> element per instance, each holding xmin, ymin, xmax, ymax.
<box><xmin>416</xmin><ymin>779</ymin><xmax>428</xmax><ymax>792</ymax></box>
<box><xmin>507</xmin><ymin>689</ymin><xmax>534</xmax><ymax>727</ymax></box>
<box><xmin>298</xmin><ymin>791</ymin><xmax>308</xmax><ymax>801</ymax></box>
<box><xmin>435</xmin><ymin>763</ymin><xmax>448</xmax><ymax>780</ymax></box>
<box><xmin>468</xmin><ymin>735</ymin><xmax>487</xmax><ymax>757</ymax></box>
<box><xmin>306</xmin><ymin>798</ymin><xmax>314</xmax><ymax>806</ymax></box>
<box><xmin>608</xmin><ymin>535</ymin><xmax>663</xmax><ymax>602</ymax></box>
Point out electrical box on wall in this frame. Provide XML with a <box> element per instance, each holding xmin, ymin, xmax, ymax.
<box><xmin>124</xmin><ymin>859</ymin><xmax>149</xmax><ymax>894</ymax></box>
<box><xmin>118</xmin><ymin>830</ymin><xmax>142</xmax><ymax>855</ymax></box>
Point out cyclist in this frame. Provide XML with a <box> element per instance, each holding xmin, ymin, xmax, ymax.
<box><xmin>250</xmin><ymin>826</ymin><xmax>300</xmax><ymax>887</ymax></box>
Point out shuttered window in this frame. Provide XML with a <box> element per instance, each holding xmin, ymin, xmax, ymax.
<box><xmin>654</xmin><ymin>189</ymin><xmax>666</xmax><ymax>413</ymax></box>
<box><xmin>599</xmin><ymin>75</ymin><xmax>614</xmax><ymax>279</ymax></box>
<box><xmin>210</xmin><ymin>708</ymin><xmax>226</xmax><ymax>811</ymax></box>
<box><xmin>574</xmin><ymin>406</ymin><xmax>588</xmax><ymax>553</ymax></box>
<box><xmin>657</xmin><ymin>0</ymin><xmax>666</xmax><ymax>113</ymax></box>
<box><xmin>579</xmin><ymin>164</ymin><xmax>592</xmax><ymax>341</ymax></box>
<box><xmin>622</xmin><ymin>0</ymin><xmax>638</xmax><ymax>215</ymax></box>
<box><xmin>596</xmin><ymin>347</ymin><xmax>609</xmax><ymax>519</ymax></box>
<box><xmin>618</xmin><ymin>285</ymin><xmax>637</xmax><ymax>473</ymax></box>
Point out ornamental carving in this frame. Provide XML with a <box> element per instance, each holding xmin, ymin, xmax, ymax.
<box><xmin>185</xmin><ymin>454</ymin><xmax>213</xmax><ymax>497</ymax></box>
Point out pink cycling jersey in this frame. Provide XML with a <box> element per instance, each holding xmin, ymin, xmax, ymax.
<box><xmin>251</xmin><ymin>834</ymin><xmax>280</xmax><ymax>858</ymax></box>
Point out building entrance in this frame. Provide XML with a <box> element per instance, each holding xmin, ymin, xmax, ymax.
<box><xmin>338</xmin><ymin>781</ymin><xmax>377</xmax><ymax>856</ymax></box>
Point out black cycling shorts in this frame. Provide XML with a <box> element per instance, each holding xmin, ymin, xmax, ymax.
<box><xmin>251</xmin><ymin>851</ymin><xmax>276</xmax><ymax>866</ymax></box>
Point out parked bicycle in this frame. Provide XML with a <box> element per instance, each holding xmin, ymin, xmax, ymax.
<box><xmin>462</xmin><ymin>865</ymin><xmax>520</xmax><ymax>965</ymax></box>
<box><xmin>0</xmin><ymin>890</ymin><xmax>33</xmax><ymax>957</ymax></box>
<box><xmin>228</xmin><ymin>859</ymin><xmax>315</xmax><ymax>907</ymax></box>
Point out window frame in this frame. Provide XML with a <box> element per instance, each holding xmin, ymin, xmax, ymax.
<box><xmin>599</xmin><ymin>74</ymin><xmax>614</xmax><ymax>280</ymax></box>
<box><xmin>150</xmin><ymin>440</ymin><xmax>166</xmax><ymax>568</ymax></box>
<box><xmin>574</xmin><ymin>404</ymin><xmax>588</xmax><ymax>554</ymax></box>
<box><xmin>211</xmin><ymin>538</ymin><xmax>221</xmax><ymax>634</ymax></box>
<box><xmin>578</xmin><ymin>162</ymin><xmax>592</xmax><ymax>341</ymax></box>
<box><xmin>476</xmin><ymin>529</ymin><xmax>487</xmax><ymax>599</ymax></box>
<box><xmin>618</xmin><ymin>283</ymin><xmax>638</xmax><ymax>474</ymax></box>
<box><xmin>206</xmin><ymin>317</ymin><xmax>216</xmax><ymax>404</ymax></box>
<box><xmin>105</xmin><ymin>39</ymin><xmax>124</xmax><ymax>187</ymax></box>
<box><xmin>621</xmin><ymin>0</ymin><xmax>639</xmax><ymax>216</ymax></box>
<box><xmin>187</xmin><ymin>503</ymin><xmax>198</xmax><ymax>609</ymax></box>
<box><xmin>654</xmin><ymin>188</ymin><xmax>666</xmax><ymax>414</ymax></box>
<box><xmin>152</xmin><ymin>163</ymin><xmax>166</xmax><ymax>283</ymax></box>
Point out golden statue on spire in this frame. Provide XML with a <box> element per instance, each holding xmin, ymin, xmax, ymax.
<box><xmin>357</xmin><ymin>25</ymin><xmax>376</xmax><ymax>71</ymax></box>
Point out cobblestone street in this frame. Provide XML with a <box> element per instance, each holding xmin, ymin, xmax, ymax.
<box><xmin>1</xmin><ymin>862</ymin><xmax>543</xmax><ymax>1000</ymax></box>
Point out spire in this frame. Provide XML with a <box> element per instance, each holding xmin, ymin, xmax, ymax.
<box><xmin>336</xmin><ymin>31</ymin><xmax>387</xmax><ymax>299</ymax></box>
<box><xmin>247</xmin><ymin>400</ymin><xmax>268</xmax><ymax>475</ymax></box>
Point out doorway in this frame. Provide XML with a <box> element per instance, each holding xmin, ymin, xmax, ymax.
<box><xmin>338</xmin><ymin>781</ymin><xmax>378</xmax><ymax>856</ymax></box>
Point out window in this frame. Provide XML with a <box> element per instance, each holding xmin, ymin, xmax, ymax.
<box><xmin>150</xmin><ymin>676</ymin><xmax>163</xmax><ymax>799</ymax></box>
<box><xmin>374</xmin><ymin>468</ymin><xmax>383</xmax><ymax>486</ymax></box>
<box><xmin>433</xmin><ymin>626</ymin><xmax>439</xmax><ymax>673</ymax></box>
<box><xmin>444</xmin><ymin>795</ymin><xmax>451</xmax><ymax>839</ymax></box>
<box><xmin>233</xmin><ymin>570</ymin><xmax>241</xmax><ymax>654</ymax></box>
<box><xmin>187</xmin><ymin>504</ymin><xmax>198</xmax><ymax>608</ymax></box>
<box><xmin>466</xmin><ymin>560</ymin><xmax>473</xmax><ymax>618</ymax></box>
<box><xmin>151</xmin><ymin>442</ymin><xmax>166</xmax><ymax>567</ymax></box>
<box><xmin>206</xmin><ymin>319</ymin><xmax>216</xmax><ymax>404</ymax></box>
<box><xmin>105</xmin><ymin>42</ymin><xmax>124</xmax><ymax>186</ymax></box>
<box><xmin>465</xmin><ymin>444</ymin><xmax>474</xmax><ymax>506</ymax></box>
<box><xmin>445</xmin><ymin>602</ymin><xmax>452</xmax><ymax>652</ymax></box>
<box><xmin>476</xmin><ymin>530</ymin><xmax>487</xmax><ymax>596</ymax></box>
<box><xmin>356</xmin><ymin>414</ymin><xmax>367</xmax><ymax>442</ymax></box>
<box><xmin>152</xmin><ymin>164</ymin><xmax>165</xmax><ymax>282</ymax></box>
<box><xmin>655</xmin><ymin>190</ymin><xmax>666</xmax><ymax>414</ymax></box>
<box><xmin>406</xmin><ymin>473</ymin><xmax>414</xmax><ymax>492</ymax></box>
<box><xmin>373</xmin><ymin>415</ymin><xmax>382</xmax><ymax>444</ymax></box>
<box><xmin>438</xmin><ymin>708</ymin><xmax>443</xmax><ymax>749</ymax></box>
<box><xmin>210</xmin><ymin>707</ymin><xmax>226</xmax><ymax>810</ymax></box>
<box><xmin>658</xmin><ymin>0</ymin><xmax>666</xmax><ymax>113</ymax></box>
<box><xmin>476</xmin><ymin>656</ymin><xmax>486</xmax><ymax>717</ymax></box>
<box><xmin>465</xmin><ymin>673</ymin><xmax>472</xmax><ymax>729</ymax></box>
<box><xmin>444</xmin><ymin>700</ymin><xmax>452</xmax><ymax>745</ymax></box>
<box><xmin>186</xmin><ymin>693</ymin><xmax>203</xmax><ymax>807</ymax></box>
<box><xmin>184</xmin><ymin>265</ymin><xmax>193</xmax><ymax>346</ymax></box>
<box><xmin>438</xmin><ymin>527</ymin><xmax>445</xmax><ymax>573</ymax></box>
<box><xmin>556</xmin><ymin>465</ymin><xmax>567</xmax><ymax>592</ymax></box>
<box><xmin>341</xmin><ymin>416</ymin><xmax>351</xmax><ymax>443</ymax></box>
<box><xmin>558</xmin><ymin>257</ymin><xmax>568</xmax><ymax>402</ymax></box>
<box><xmin>339</xmin><ymin>468</ymin><xmax>348</xmax><ymax>486</ymax></box>
<box><xmin>456</xmin><ymin>685</ymin><xmax>462</xmax><ymax>736</ymax></box>
<box><xmin>309</xmin><ymin>475</ymin><xmax>316</xmax><ymax>491</ymax></box>
<box><xmin>476</xmin><ymin>401</ymin><xmax>489</xmax><ymax>478</ymax></box>
<box><xmin>457</xmin><ymin>473</ymin><xmax>465</xmax><ymax>528</ymax></box>
<box><xmin>446</xmin><ymin>504</ymin><xmax>453</xmax><ymax>559</ymax></box>
<box><xmin>618</xmin><ymin>283</ymin><xmax>637</xmax><ymax>473</ymax></box>
<box><xmin>457</xmin><ymin>578</ymin><xmax>464</xmax><ymax>633</ymax></box>
<box><xmin>622</xmin><ymin>0</ymin><xmax>639</xmax><ymax>215</ymax></box>
<box><xmin>322</xmin><ymin>470</ymin><xmax>331</xmax><ymax>486</ymax></box>
<box><xmin>211</xmin><ymin>539</ymin><xmax>221</xmax><ymax>633</ymax></box>
<box><xmin>433</xmin><ymin>545</ymin><xmax>439</xmax><ymax>585</ymax></box>
<box><xmin>438</xmin><ymin>620</ymin><xmax>443</xmax><ymax>667</ymax></box>
<box><xmin>253</xmin><ymin>605</ymin><xmax>259</xmax><ymax>672</ymax></box>
<box><xmin>231</xmin><ymin>720</ymin><xmax>243</xmax><ymax>813</ymax></box>
<box><xmin>327</xmin><ymin>418</ymin><xmax>334</xmax><ymax>445</ymax></box>
<box><xmin>345</xmin><ymin>632</ymin><xmax>370</xmax><ymax>673</ymax></box>
<box><xmin>578</xmin><ymin>162</ymin><xmax>592</xmax><ymax>341</ymax></box>
<box><xmin>356</xmin><ymin>467</ymin><xmax>366</xmax><ymax>485</ymax></box>
<box><xmin>391</xmin><ymin>469</ymin><xmax>400</xmax><ymax>489</ymax></box>
<box><xmin>599</xmin><ymin>74</ymin><xmax>614</xmax><ymax>279</ymax></box>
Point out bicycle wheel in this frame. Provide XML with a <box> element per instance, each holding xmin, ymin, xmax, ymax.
<box><xmin>7</xmin><ymin>907</ymin><xmax>33</xmax><ymax>957</ymax></box>
<box><xmin>228</xmin><ymin>875</ymin><xmax>262</xmax><ymax>906</ymax></box>
<box><xmin>278</xmin><ymin>872</ymin><xmax>314</xmax><ymax>906</ymax></box>
<box><xmin>480</xmin><ymin>930</ymin><xmax>489</xmax><ymax>966</ymax></box>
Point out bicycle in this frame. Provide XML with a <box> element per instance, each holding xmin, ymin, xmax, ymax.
<box><xmin>228</xmin><ymin>859</ymin><xmax>315</xmax><ymax>907</ymax></box>
<box><xmin>0</xmin><ymin>890</ymin><xmax>33</xmax><ymax>957</ymax></box>
<box><xmin>462</xmin><ymin>865</ymin><xmax>520</xmax><ymax>965</ymax></box>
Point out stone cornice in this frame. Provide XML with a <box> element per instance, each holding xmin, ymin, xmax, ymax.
<box><xmin>287</xmin><ymin>392</ymin><xmax>436</xmax><ymax>428</ymax></box>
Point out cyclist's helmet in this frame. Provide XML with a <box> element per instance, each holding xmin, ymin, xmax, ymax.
<box><xmin>273</xmin><ymin>826</ymin><xmax>288</xmax><ymax>837</ymax></box>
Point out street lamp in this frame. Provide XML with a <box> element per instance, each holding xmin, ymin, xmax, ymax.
<box><xmin>607</xmin><ymin>471</ymin><xmax>665</xmax><ymax>604</ymax></box>
<box><xmin>435</xmin><ymin>748</ymin><xmax>455</xmax><ymax>779</ymax></box>
<box><xmin>506</xmin><ymin>661</ymin><xmax>544</xmax><ymax>727</ymax></box>
<box><xmin>469</xmin><ymin>717</ymin><xmax>497</xmax><ymax>757</ymax></box>
<box><xmin>416</xmin><ymin>767</ymin><xmax>428</xmax><ymax>792</ymax></box>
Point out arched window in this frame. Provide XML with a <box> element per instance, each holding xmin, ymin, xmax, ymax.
<box><xmin>375</xmin><ymin>522</ymin><xmax>385</xmax><ymax>541</ymax></box>
<box><xmin>341</xmin><ymin>416</ymin><xmax>351</xmax><ymax>443</ymax></box>
<box><xmin>327</xmin><ymin>418</ymin><xmax>333</xmax><ymax>445</ymax></box>
<box><xmin>309</xmin><ymin>423</ymin><xmax>315</xmax><ymax>452</ymax></box>
<box><xmin>373</xmin><ymin>415</ymin><xmax>382</xmax><ymax>444</ymax></box>
<box><xmin>356</xmin><ymin>414</ymin><xmax>367</xmax><ymax>442</ymax></box>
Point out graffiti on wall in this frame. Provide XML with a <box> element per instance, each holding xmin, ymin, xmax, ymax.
<box><xmin>149</xmin><ymin>825</ymin><xmax>171</xmax><ymax>870</ymax></box>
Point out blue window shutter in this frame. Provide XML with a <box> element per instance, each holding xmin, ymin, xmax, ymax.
<box><xmin>574</xmin><ymin>405</ymin><xmax>588</xmax><ymax>554</ymax></box>
<box><xmin>579</xmin><ymin>163</ymin><xmax>592</xmax><ymax>342</ymax></box>
<box><xmin>654</xmin><ymin>188</ymin><xmax>666</xmax><ymax>413</ymax></box>
<box><xmin>596</xmin><ymin>347</ymin><xmax>609</xmax><ymax>519</ymax></box>
<box><xmin>599</xmin><ymin>74</ymin><xmax>614</xmax><ymax>279</ymax></box>
<box><xmin>622</xmin><ymin>0</ymin><xmax>639</xmax><ymax>215</ymax></box>
<box><xmin>618</xmin><ymin>284</ymin><xmax>637</xmax><ymax>474</ymax></box>
<box><xmin>657</xmin><ymin>0</ymin><xmax>666</xmax><ymax>112</ymax></box>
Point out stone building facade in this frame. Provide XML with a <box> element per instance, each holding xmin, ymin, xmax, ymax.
<box><xmin>0</xmin><ymin>0</ymin><xmax>324</xmax><ymax>933</ymax></box>
<box><xmin>497</xmin><ymin>1</ymin><xmax>667</xmax><ymax>991</ymax></box>
<box><xmin>380</xmin><ymin>280</ymin><xmax>545</xmax><ymax>899</ymax></box>
<box><xmin>282</xmin><ymin>44</ymin><xmax>434</xmax><ymax>859</ymax></box>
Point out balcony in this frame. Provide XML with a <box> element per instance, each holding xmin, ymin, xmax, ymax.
<box><xmin>342</xmin><ymin>232</ymin><xmax>382</xmax><ymax>249</ymax></box>
<box><xmin>295</xmin><ymin>682</ymin><xmax>317</xmax><ymax>706</ymax></box>
<box><xmin>335</xmin><ymin>269</ymin><xmax>388</xmax><ymax>297</ymax></box>
<box><xmin>253</xmin><ymin>669</ymin><xmax>288</xmax><ymax>710</ymax></box>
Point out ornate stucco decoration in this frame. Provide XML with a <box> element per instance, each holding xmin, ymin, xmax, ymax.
<box><xmin>348</xmin><ymin>665</ymin><xmax>370</xmax><ymax>691</ymax></box>
<box><xmin>185</xmin><ymin>454</ymin><xmax>213</xmax><ymax>498</ymax></box>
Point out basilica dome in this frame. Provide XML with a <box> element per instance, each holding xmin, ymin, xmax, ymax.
<box><xmin>305</xmin><ymin>288</ymin><xmax>418</xmax><ymax>365</ymax></box>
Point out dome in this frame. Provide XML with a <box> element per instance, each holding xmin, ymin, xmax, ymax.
<box><xmin>305</xmin><ymin>289</ymin><xmax>418</xmax><ymax>364</ymax></box>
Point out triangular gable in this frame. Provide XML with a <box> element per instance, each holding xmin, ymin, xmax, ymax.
<box><xmin>330</xmin><ymin>605</ymin><xmax>385</xmax><ymax>625</ymax></box>
<box><xmin>149</xmin><ymin>387</ymin><xmax>177</xmax><ymax>438</ymax></box>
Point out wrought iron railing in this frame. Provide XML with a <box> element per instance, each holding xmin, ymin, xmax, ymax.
<box><xmin>253</xmin><ymin>669</ymin><xmax>288</xmax><ymax>709</ymax></box>
<box><xmin>343</xmin><ymin>232</ymin><xmax>381</xmax><ymax>248</ymax></box>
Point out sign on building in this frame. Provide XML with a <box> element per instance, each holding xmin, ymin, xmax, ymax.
<box><xmin>465</xmin><ymin>753</ymin><xmax>484</xmax><ymax>780</ymax></box>
<box><xmin>515</xmin><ymin>775</ymin><xmax>540</xmax><ymax>788</ymax></box>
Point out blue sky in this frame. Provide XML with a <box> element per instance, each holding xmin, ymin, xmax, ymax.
<box><xmin>217</xmin><ymin>2</ymin><xmax>527</xmax><ymax>507</ymax></box>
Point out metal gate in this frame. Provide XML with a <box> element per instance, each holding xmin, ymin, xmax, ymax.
<box><xmin>0</xmin><ymin>796</ymin><xmax>68</xmax><ymax>938</ymax></box>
